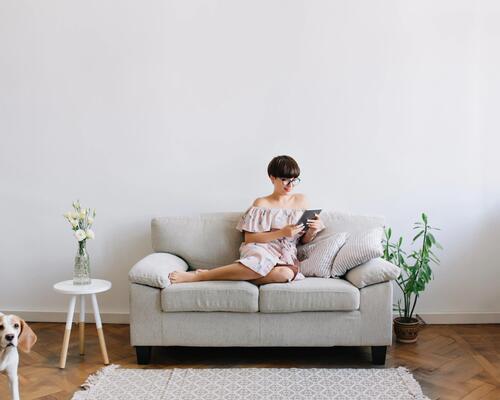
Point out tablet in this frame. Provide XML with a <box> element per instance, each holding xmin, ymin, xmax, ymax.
<box><xmin>296</xmin><ymin>209</ymin><xmax>322</xmax><ymax>230</ymax></box>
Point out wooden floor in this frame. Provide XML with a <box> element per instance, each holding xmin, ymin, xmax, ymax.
<box><xmin>0</xmin><ymin>322</ymin><xmax>499</xmax><ymax>399</ymax></box>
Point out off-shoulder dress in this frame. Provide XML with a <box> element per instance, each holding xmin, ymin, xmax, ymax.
<box><xmin>234</xmin><ymin>205</ymin><xmax>306</xmax><ymax>281</ymax></box>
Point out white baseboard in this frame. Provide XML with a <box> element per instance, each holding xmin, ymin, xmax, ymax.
<box><xmin>3</xmin><ymin>310</ymin><xmax>499</xmax><ymax>325</ymax></box>
<box><xmin>410</xmin><ymin>312</ymin><xmax>500</xmax><ymax>324</ymax></box>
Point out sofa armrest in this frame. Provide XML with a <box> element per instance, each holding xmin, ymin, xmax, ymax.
<box><xmin>344</xmin><ymin>257</ymin><xmax>401</xmax><ymax>289</ymax></box>
<box><xmin>129</xmin><ymin>252</ymin><xmax>189</xmax><ymax>288</ymax></box>
<box><xmin>359</xmin><ymin>280</ymin><xmax>393</xmax><ymax>345</ymax></box>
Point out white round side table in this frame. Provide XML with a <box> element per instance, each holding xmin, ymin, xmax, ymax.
<box><xmin>53</xmin><ymin>279</ymin><xmax>112</xmax><ymax>369</ymax></box>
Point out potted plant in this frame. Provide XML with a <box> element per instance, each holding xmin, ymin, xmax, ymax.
<box><xmin>382</xmin><ymin>213</ymin><xmax>442</xmax><ymax>343</ymax></box>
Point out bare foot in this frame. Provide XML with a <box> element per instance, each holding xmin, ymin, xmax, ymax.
<box><xmin>169</xmin><ymin>270</ymin><xmax>202</xmax><ymax>284</ymax></box>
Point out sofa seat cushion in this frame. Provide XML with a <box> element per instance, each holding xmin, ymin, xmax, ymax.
<box><xmin>161</xmin><ymin>281</ymin><xmax>259</xmax><ymax>312</ymax></box>
<box><xmin>259</xmin><ymin>277</ymin><xmax>360</xmax><ymax>313</ymax></box>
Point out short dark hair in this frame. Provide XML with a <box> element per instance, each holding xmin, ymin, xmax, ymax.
<box><xmin>267</xmin><ymin>155</ymin><xmax>300</xmax><ymax>179</ymax></box>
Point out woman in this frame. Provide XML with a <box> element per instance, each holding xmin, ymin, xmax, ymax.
<box><xmin>169</xmin><ymin>155</ymin><xmax>325</xmax><ymax>284</ymax></box>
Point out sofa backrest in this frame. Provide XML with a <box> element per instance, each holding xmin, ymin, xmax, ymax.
<box><xmin>151</xmin><ymin>210</ymin><xmax>385</xmax><ymax>270</ymax></box>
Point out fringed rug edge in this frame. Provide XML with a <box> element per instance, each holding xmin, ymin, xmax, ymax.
<box><xmin>396</xmin><ymin>366</ymin><xmax>431</xmax><ymax>400</ymax></box>
<box><xmin>71</xmin><ymin>364</ymin><xmax>121</xmax><ymax>400</ymax></box>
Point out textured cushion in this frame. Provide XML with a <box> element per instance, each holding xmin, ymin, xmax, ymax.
<box><xmin>128</xmin><ymin>253</ymin><xmax>189</xmax><ymax>288</ymax></box>
<box><xmin>297</xmin><ymin>233</ymin><xmax>348</xmax><ymax>277</ymax></box>
<box><xmin>345</xmin><ymin>257</ymin><xmax>401</xmax><ymax>288</ymax></box>
<box><xmin>331</xmin><ymin>228</ymin><xmax>384</xmax><ymax>277</ymax></box>
<box><xmin>259</xmin><ymin>277</ymin><xmax>360</xmax><ymax>313</ymax></box>
<box><xmin>161</xmin><ymin>281</ymin><xmax>259</xmax><ymax>312</ymax></box>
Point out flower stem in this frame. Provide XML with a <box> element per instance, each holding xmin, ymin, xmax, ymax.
<box><xmin>79</xmin><ymin>240</ymin><xmax>86</xmax><ymax>256</ymax></box>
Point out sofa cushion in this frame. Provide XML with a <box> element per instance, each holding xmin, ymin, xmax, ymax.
<box><xmin>259</xmin><ymin>277</ymin><xmax>360</xmax><ymax>313</ymax></box>
<box><xmin>151</xmin><ymin>213</ymin><xmax>243</xmax><ymax>269</ymax></box>
<box><xmin>161</xmin><ymin>281</ymin><xmax>259</xmax><ymax>312</ymax></box>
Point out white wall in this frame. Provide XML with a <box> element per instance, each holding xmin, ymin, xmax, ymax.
<box><xmin>1</xmin><ymin>1</ymin><xmax>499</xmax><ymax>323</ymax></box>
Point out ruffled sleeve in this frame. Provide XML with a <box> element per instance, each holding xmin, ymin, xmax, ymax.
<box><xmin>235</xmin><ymin>206</ymin><xmax>304</xmax><ymax>233</ymax></box>
<box><xmin>236</xmin><ymin>206</ymin><xmax>272</xmax><ymax>232</ymax></box>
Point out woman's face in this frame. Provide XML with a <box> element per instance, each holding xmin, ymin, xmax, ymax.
<box><xmin>270</xmin><ymin>175</ymin><xmax>300</xmax><ymax>195</ymax></box>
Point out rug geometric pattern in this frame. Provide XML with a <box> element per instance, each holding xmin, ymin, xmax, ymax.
<box><xmin>72</xmin><ymin>365</ymin><xmax>430</xmax><ymax>400</ymax></box>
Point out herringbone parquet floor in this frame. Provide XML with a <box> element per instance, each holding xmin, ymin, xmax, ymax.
<box><xmin>0</xmin><ymin>322</ymin><xmax>498</xmax><ymax>399</ymax></box>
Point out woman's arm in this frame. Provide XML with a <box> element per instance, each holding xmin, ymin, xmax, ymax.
<box><xmin>299</xmin><ymin>212</ymin><xmax>325</xmax><ymax>245</ymax></box>
<box><xmin>300</xmin><ymin>228</ymin><xmax>318</xmax><ymax>245</ymax></box>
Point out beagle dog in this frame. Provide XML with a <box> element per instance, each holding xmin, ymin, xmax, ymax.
<box><xmin>0</xmin><ymin>312</ymin><xmax>37</xmax><ymax>400</ymax></box>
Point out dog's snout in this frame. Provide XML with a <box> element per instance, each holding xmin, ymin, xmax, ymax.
<box><xmin>5</xmin><ymin>334</ymin><xmax>14</xmax><ymax>341</ymax></box>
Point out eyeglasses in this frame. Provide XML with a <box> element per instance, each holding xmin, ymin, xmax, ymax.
<box><xmin>279</xmin><ymin>177</ymin><xmax>301</xmax><ymax>187</ymax></box>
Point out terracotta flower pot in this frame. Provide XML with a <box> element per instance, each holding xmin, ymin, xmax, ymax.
<box><xmin>393</xmin><ymin>317</ymin><xmax>420</xmax><ymax>343</ymax></box>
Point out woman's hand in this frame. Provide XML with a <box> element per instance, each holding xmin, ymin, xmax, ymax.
<box><xmin>306</xmin><ymin>213</ymin><xmax>325</xmax><ymax>234</ymax></box>
<box><xmin>281</xmin><ymin>223</ymin><xmax>306</xmax><ymax>238</ymax></box>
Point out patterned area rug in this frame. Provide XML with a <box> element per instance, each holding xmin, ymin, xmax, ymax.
<box><xmin>71</xmin><ymin>364</ymin><xmax>430</xmax><ymax>399</ymax></box>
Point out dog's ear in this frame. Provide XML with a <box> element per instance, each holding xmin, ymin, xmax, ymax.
<box><xmin>18</xmin><ymin>318</ymin><xmax>37</xmax><ymax>353</ymax></box>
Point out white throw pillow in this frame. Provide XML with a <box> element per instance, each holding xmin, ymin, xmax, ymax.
<box><xmin>128</xmin><ymin>253</ymin><xmax>189</xmax><ymax>288</ymax></box>
<box><xmin>345</xmin><ymin>257</ymin><xmax>401</xmax><ymax>288</ymax></box>
<box><xmin>331</xmin><ymin>228</ymin><xmax>384</xmax><ymax>277</ymax></box>
<box><xmin>298</xmin><ymin>232</ymin><xmax>348</xmax><ymax>278</ymax></box>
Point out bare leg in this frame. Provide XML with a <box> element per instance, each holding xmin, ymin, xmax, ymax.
<box><xmin>169</xmin><ymin>263</ymin><xmax>262</xmax><ymax>283</ymax></box>
<box><xmin>249</xmin><ymin>266</ymin><xmax>294</xmax><ymax>285</ymax></box>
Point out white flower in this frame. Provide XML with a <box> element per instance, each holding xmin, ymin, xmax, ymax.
<box><xmin>74</xmin><ymin>229</ymin><xmax>86</xmax><ymax>241</ymax></box>
<box><xmin>79</xmin><ymin>210</ymin><xmax>87</xmax><ymax>219</ymax></box>
<box><xmin>88</xmin><ymin>216</ymin><xmax>94</xmax><ymax>224</ymax></box>
<box><xmin>71</xmin><ymin>211</ymin><xmax>80</xmax><ymax>220</ymax></box>
<box><xmin>63</xmin><ymin>211</ymin><xmax>72</xmax><ymax>218</ymax></box>
<box><xmin>70</xmin><ymin>219</ymin><xmax>79</xmax><ymax>228</ymax></box>
<box><xmin>85</xmin><ymin>229</ymin><xmax>95</xmax><ymax>239</ymax></box>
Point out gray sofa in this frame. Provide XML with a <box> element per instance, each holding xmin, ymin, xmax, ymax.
<box><xmin>128</xmin><ymin>210</ymin><xmax>394</xmax><ymax>365</ymax></box>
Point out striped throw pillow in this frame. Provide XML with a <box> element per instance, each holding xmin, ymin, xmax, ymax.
<box><xmin>297</xmin><ymin>232</ymin><xmax>340</xmax><ymax>261</ymax></box>
<box><xmin>298</xmin><ymin>232</ymin><xmax>348</xmax><ymax>278</ymax></box>
<box><xmin>331</xmin><ymin>228</ymin><xmax>384</xmax><ymax>277</ymax></box>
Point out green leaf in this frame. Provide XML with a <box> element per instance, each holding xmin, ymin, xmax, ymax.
<box><xmin>422</xmin><ymin>213</ymin><xmax>428</xmax><ymax>224</ymax></box>
<box><xmin>412</xmin><ymin>231</ymin><xmax>424</xmax><ymax>242</ymax></box>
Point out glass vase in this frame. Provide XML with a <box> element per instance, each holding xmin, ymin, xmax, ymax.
<box><xmin>74</xmin><ymin>241</ymin><xmax>91</xmax><ymax>285</ymax></box>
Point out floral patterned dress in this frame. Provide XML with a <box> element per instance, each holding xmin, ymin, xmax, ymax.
<box><xmin>234</xmin><ymin>206</ymin><xmax>306</xmax><ymax>281</ymax></box>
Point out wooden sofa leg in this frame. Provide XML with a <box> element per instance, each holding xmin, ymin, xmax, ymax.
<box><xmin>371</xmin><ymin>346</ymin><xmax>387</xmax><ymax>365</ymax></box>
<box><xmin>135</xmin><ymin>346</ymin><xmax>152</xmax><ymax>365</ymax></box>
